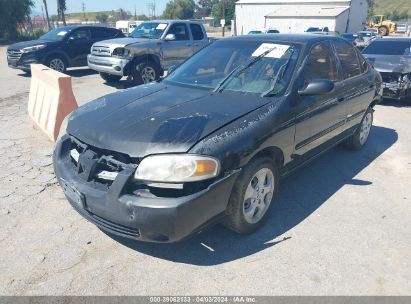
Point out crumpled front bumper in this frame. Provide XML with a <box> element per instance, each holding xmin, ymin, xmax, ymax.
<box><xmin>87</xmin><ymin>54</ymin><xmax>130</xmax><ymax>76</ymax></box>
<box><xmin>53</xmin><ymin>135</ymin><xmax>239</xmax><ymax>243</ymax></box>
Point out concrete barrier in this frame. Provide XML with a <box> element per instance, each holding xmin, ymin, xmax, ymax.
<box><xmin>28</xmin><ymin>64</ymin><xmax>78</xmax><ymax>142</ymax></box>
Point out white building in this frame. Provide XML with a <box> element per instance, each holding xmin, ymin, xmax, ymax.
<box><xmin>235</xmin><ymin>0</ymin><xmax>368</xmax><ymax>35</ymax></box>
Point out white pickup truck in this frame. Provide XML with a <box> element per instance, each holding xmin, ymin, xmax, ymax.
<box><xmin>88</xmin><ymin>20</ymin><xmax>213</xmax><ymax>85</ymax></box>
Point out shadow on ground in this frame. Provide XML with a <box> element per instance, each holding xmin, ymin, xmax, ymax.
<box><xmin>108</xmin><ymin>126</ymin><xmax>397</xmax><ymax>265</ymax></box>
<box><xmin>380</xmin><ymin>98</ymin><xmax>411</xmax><ymax>108</ymax></box>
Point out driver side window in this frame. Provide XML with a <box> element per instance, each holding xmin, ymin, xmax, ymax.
<box><xmin>69</xmin><ymin>29</ymin><xmax>91</xmax><ymax>41</ymax></box>
<box><xmin>304</xmin><ymin>42</ymin><xmax>339</xmax><ymax>84</ymax></box>
<box><xmin>167</xmin><ymin>23</ymin><xmax>189</xmax><ymax>41</ymax></box>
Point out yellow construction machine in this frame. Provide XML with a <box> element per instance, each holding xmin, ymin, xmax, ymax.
<box><xmin>368</xmin><ymin>15</ymin><xmax>396</xmax><ymax>36</ymax></box>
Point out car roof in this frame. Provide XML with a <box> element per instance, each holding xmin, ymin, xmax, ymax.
<box><xmin>55</xmin><ymin>25</ymin><xmax>115</xmax><ymax>30</ymax></box>
<box><xmin>224</xmin><ymin>34</ymin><xmax>341</xmax><ymax>44</ymax></box>
<box><xmin>378</xmin><ymin>37</ymin><xmax>411</xmax><ymax>42</ymax></box>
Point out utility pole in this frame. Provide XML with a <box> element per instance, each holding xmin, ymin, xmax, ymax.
<box><xmin>147</xmin><ymin>0</ymin><xmax>156</xmax><ymax>20</ymax></box>
<box><xmin>134</xmin><ymin>5</ymin><xmax>137</xmax><ymax>20</ymax></box>
<box><xmin>82</xmin><ymin>1</ymin><xmax>87</xmax><ymax>22</ymax></box>
<box><xmin>221</xmin><ymin>0</ymin><xmax>225</xmax><ymax>37</ymax></box>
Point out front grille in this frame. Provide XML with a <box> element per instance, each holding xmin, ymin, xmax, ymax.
<box><xmin>380</xmin><ymin>72</ymin><xmax>400</xmax><ymax>84</ymax></box>
<box><xmin>91</xmin><ymin>46</ymin><xmax>111</xmax><ymax>57</ymax></box>
<box><xmin>69</xmin><ymin>136</ymin><xmax>138</xmax><ymax>185</ymax></box>
<box><xmin>7</xmin><ymin>50</ymin><xmax>22</xmax><ymax>60</ymax></box>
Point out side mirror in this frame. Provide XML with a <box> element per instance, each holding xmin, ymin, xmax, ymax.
<box><xmin>298</xmin><ymin>79</ymin><xmax>334</xmax><ymax>96</ymax></box>
<box><xmin>164</xmin><ymin>33</ymin><xmax>176</xmax><ymax>41</ymax></box>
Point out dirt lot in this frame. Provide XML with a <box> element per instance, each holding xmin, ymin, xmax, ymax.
<box><xmin>0</xmin><ymin>46</ymin><xmax>410</xmax><ymax>296</ymax></box>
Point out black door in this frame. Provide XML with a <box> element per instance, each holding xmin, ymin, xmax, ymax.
<box><xmin>293</xmin><ymin>41</ymin><xmax>346</xmax><ymax>162</ymax></box>
<box><xmin>65</xmin><ymin>28</ymin><xmax>92</xmax><ymax>67</ymax></box>
<box><xmin>331</xmin><ymin>40</ymin><xmax>375</xmax><ymax>130</ymax></box>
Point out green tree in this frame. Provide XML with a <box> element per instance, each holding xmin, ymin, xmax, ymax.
<box><xmin>195</xmin><ymin>0</ymin><xmax>218</xmax><ymax>18</ymax></box>
<box><xmin>162</xmin><ymin>0</ymin><xmax>195</xmax><ymax>19</ymax></box>
<box><xmin>0</xmin><ymin>0</ymin><xmax>34</xmax><ymax>40</ymax></box>
<box><xmin>212</xmin><ymin>0</ymin><xmax>236</xmax><ymax>22</ymax></box>
<box><xmin>96</xmin><ymin>13</ymin><xmax>109</xmax><ymax>23</ymax></box>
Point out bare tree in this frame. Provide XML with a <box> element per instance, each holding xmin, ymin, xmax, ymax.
<box><xmin>43</xmin><ymin>0</ymin><xmax>51</xmax><ymax>30</ymax></box>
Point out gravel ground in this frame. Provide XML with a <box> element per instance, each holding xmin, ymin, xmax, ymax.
<box><xmin>0</xmin><ymin>46</ymin><xmax>410</xmax><ymax>296</ymax></box>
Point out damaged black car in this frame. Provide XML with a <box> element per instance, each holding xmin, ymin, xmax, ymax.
<box><xmin>363</xmin><ymin>38</ymin><xmax>411</xmax><ymax>101</ymax></box>
<box><xmin>54</xmin><ymin>35</ymin><xmax>382</xmax><ymax>243</ymax></box>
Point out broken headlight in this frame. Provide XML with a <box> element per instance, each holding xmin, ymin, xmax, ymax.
<box><xmin>134</xmin><ymin>154</ymin><xmax>220</xmax><ymax>183</ymax></box>
<box><xmin>112</xmin><ymin>47</ymin><xmax>130</xmax><ymax>58</ymax></box>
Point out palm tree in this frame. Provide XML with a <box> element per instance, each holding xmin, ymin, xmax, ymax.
<box><xmin>57</xmin><ymin>0</ymin><xmax>66</xmax><ymax>26</ymax></box>
<box><xmin>43</xmin><ymin>0</ymin><xmax>51</xmax><ymax>30</ymax></box>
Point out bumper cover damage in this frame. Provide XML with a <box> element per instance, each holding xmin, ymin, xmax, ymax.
<box><xmin>53</xmin><ymin>135</ymin><xmax>239</xmax><ymax>242</ymax></box>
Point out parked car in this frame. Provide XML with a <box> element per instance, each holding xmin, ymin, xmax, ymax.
<box><xmin>248</xmin><ymin>28</ymin><xmax>280</xmax><ymax>34</ymax></box>
<box><xmin>7</xmin><ymin>26</ymin><xmax>124</xmax><ymax>73</ymax></box>
<box><xmin>305</xmin><ymin>27</ymin><xmax>329</xmax><ymax>33</ymax></box>
<box><xmin>54</xmin><ymin>34</ymin><xmax>382</xmax><ymax>243</ymax></box>
<box><xmin>341</xmin><ymin>33</ymin><xmax>357</xmax><ymax>43</ymax></box>
<box><xmin>87</xmin><ymin>20</ymin><xmax>212</xmax><ymax>85</ymax></box>
<box><xmin>354</xmin><ymin>31</ymin><xmax>379</xmax><ymax>50</ymax></box>
<box><xmin>363</xmin><ymin>38</ymin><xmax>411</xmax><ymax>101</ymax></box>
<box><xmin>396</xmin><ymin>23</ymin><xmax>407</xmax><ymax>33</ymax></box>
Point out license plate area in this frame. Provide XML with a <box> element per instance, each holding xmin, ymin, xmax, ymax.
<box><xmin>60</xmin><ymin>178</ymin><xmax>85</xmax><ymax>208</ymax></box>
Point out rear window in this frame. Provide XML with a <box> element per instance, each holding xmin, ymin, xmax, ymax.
<box><xmin>363</xmin><ymin>40</ymin><xmax>411</xmax><ymax>55</ymax></box>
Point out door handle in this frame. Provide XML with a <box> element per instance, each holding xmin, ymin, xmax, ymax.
<box><xmin>369</xmin><ymin>84</ymin><xmax>375</xmax><ymax>89</ymax></box>
<box><xmin>338</xmin><ymin>97</ymin><xmax>345</xmax><ymax>102</ymax></box>
<box><xmin>186</xmin><ymin>44</ymin><xmax>192</xmax><ymax>46</ymax></box>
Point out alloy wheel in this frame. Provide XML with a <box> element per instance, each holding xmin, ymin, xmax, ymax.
<box><xmin>359</xmin><ymin>112</ymin><xmax>372</xmax><ymax>145</ymax></box>
<box><xmin>49</xmin><ymin>58</ymin><xmax>65</xmax><ymax>72</ymax></box>
<box><xmin>141</xmin><ymin>66</ymin><xmax>156</xmax><ymax>84</ymax></box>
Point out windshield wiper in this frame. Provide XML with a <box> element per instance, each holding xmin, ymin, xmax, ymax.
<box><xmin>261</xmin><ymin>47</ymin><xmax>295</xmax><ymax>97</ymax></box>
<box><xmin>213</xmin><ymin>47</ymin><xmax>277</xmax><ymax>93</ymax></box>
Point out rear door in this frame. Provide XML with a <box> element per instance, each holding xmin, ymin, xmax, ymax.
<box><xmin>293</xmin><ymin>41</ymin><xmax>346</xmax><ymax>161</ymax></box>
<box><xmin>189</xmin><ymin>23</ymin><xmax>208</xmax><ymax>53</ymax></box>
<box><xmin>66</xmin><ymin>28</ymin><xmax>92</xmax><ymax>66</ymax></box>
<box><xmin>162</xmin><ymin>23</ymin><xmax>194</xmax><ymax>69</ymax></box>
<box><xmin>331</xmin><ymin>39</ymin><xmax>375</xmax><ymax>130</ymax></box>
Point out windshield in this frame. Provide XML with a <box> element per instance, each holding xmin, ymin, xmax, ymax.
<box><xmin>164</xmin><ymin>40</ymin><xmax>300</xmax><ymax>96</ymax></box>
<box><xmin>129</xmin><ymin>22</ymin><xmax>168</xmax><ymax>39</ymax></box>
<box><xmin>363</xmin><ymin>40</ymin><xmax>411</xmax><ymax>55</ymax></box>
<box><xmin>40</xmin><ymin>28</ymin><xmax>72</xmax><ymax>41</ymax></box>
<box><xmin>357</xmin><ymin>32</ymin><xmax>372</xmax><ymax>38</ymax></box>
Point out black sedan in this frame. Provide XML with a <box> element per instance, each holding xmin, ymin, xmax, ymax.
<box><xmin>362</xmin><ymin>38</ymin><xmax>411</xmax><ymax>101</ymax></box>
<box><xmin>54</xmin><ymin>35</ymin><xmax>382</xmax><ymax>242</ymax></box>
<box><xmin>7</xmin><ymin>26</ymin><xmax>123</xmax><ymax>73</ymax></box>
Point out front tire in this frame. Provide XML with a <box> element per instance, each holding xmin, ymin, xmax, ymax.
<box><xmin>345</xmin><ymin>108</ymin><xmax>373</xmax><ymax>150</ymax></box>
<box><xmin>129</xmin><ymin>61</ymin><xmax>161</xmax><ymax>86</ymax></box>
<box><xmin>100</xmin><ymin>72</ymin><xmax>122</xmax><ymax>83</ymax></box>
<box><xmin>46</xmin><ymin>55</ymin><xmax>67</xmax><ymax>73</ymax></box>
<box><xmin>378</xmin><ymin>26</ymin><xmax>388</xmax><ymax>36</ymax></box>
<box><xmin>224</xmin><ymin>157</ymin><xmax>279</xmax><ymax>234</ymax></box>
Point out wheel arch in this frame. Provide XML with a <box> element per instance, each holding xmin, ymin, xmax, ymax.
<box><xmin>248</xmin><ymin>146</ymin><xmax>285</xmax><ymax>172</ymax></box>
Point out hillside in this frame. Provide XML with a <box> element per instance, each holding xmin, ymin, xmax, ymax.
<box><xmin>374</xmin><ymin>0</ymin><xmax>411</xmax><ymax>18</ymax></box>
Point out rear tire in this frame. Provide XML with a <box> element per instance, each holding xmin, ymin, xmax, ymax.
<box><xmin>129</xmin><ymin>61</ymin><xmax>161</xmax><ymax>86</ymax></box>
<box><xmin>223</xmin><ymin>157</ymin><xmax>279</xmax><ymax>234</ymax></box>
<box><xmin>100</xmin><ymin>72</ymin><xmax>122</xmax><ymax>83</ymax></box>
<box><xmin>345</xmin><ymin>108</ymin><xmax>373</xmax><ymax>150</ymax></box>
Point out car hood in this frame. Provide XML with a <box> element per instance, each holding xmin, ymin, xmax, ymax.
<box><xmin>364</xmin><ymin>54</ymin><xmax>411</xmax><ymax>73</ymax></box>
<box><xmin>92</xmin><ymin>37</ymin><xmax>153</xmax><ymax>49</ymax></box>
<box><xmin>67</xmin><ymin>82</ymin><xmax>270</xmax><ymax>158</ymax></box>
<box><xmin>8</xmin><ymin>39</ymin><xmax>54</xmax><ymax>51</ymax></box>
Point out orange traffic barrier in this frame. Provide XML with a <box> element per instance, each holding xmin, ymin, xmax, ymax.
<box><xmin>28</xmin><ymin>64</ymin><xmax>78</xmax><ymax>142</ymax></box>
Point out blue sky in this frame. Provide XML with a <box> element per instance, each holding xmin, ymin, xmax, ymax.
<box><xmin>33</xmin><ymin>0</ymin><xmax>169</xmax><ymax>16</ymax></box>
